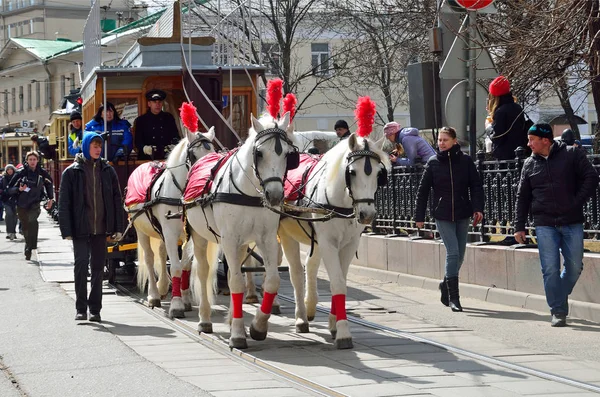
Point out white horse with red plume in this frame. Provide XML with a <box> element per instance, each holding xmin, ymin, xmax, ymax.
<box><xmin>126</xmin><ymin>102</ymin><xmax>215</xmax><ymax>317</ymax></box>
<box><xmin>185</xmin><ymin>79</ymin><xmax>298</xmax><ymax>349</ymax></box>
<box><xmin>279</xmin><ymin>96</ymin><xmax>391</xmax><ymax>349</ymax></box>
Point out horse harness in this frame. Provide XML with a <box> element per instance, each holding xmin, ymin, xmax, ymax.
<box><xmin>124</xmin><ymin>134</ymin><xmax>214</xmax><ymax>240</ymax></box>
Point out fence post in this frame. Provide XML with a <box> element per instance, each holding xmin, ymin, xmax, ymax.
<box><xmin>514</xmin><ymin>146</ymin><xmax>527</xmax><ymax>236</ymax></box>
<box><xmin>476</xmin><ymin>150</ymin><xmax>486</xmax><ymax>241</ymax></box>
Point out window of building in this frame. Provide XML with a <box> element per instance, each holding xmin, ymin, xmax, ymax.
<box><xmin>35</xmin><ymin>81</ymin><xmax>40</xmax><ymax>108</ymax></box>
<box><xmin>3</xmin><ymin>91</ymin><xmax>7</xmax><ymax>115</ymax></box>
<box><xmin>261</xmin><ymin>43</ymin><xmax>281</xmax><ymax>75</ymax></box>
<box><xmin>44</xmin><ymin>79</ymin><xmax>49</xmax><ymax>106</ymax></box>
<box><xmin>27</xmin><ymin>83</ymin><xmax>31</xmax><ymax>110</ymax></box>
<box><xmin>11</xmin><ymin>87</ymin><xmax>15</xmax><ymax>113</ymax></box>
<box><xmin>60</xmin><ymin>75</ymin><xmax>65</xmax><ymax>99</ymax></box>
<box><xmin>19</xmin><ymin>85</ymin><xmax>23</xmax><ymax>111</ymax></box>
<box><xmin>311</xmin><ymin>43</ymin><xmax>330</xmax><ymax>76</ymax></box>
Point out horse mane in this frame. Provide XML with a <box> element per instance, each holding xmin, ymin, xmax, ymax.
<box><xmin>321</xmin><ymin>135</ymin><xmax>391</xmax><ymax>184</ymax></box>
<box><xmin>166</xmin><ymin>133</ymin><xmax>188</xmax><ymax>165</ymax></box>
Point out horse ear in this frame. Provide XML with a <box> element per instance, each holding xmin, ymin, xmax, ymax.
<box><xmin>185</xmin><ymin>127</ymin><xmax>196</xmax><ymax>143</ymax></box>
<box><xmin>205</xmin><ymin>126</ymin><xmax>215</xmax><ymax>141</ymax></box>
<box><xmin>251</xmin><ymin>114</ymin><xmax>263</xmax><ymax>132</ymax></box>
<box><xmin>348</xmin><ymin>133</ymin><xmax>359</xmax><ymax>151</ymax></box>
<box><xmin>279</xmin><ymin>111</ymin><xmax>291</xmax><ymax>129</ymax></box>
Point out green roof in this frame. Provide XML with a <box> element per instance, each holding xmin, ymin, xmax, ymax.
<box><xmin>10</xmin><ymin>38</ymin><xmax>82</xmax><ymax>60</ymax></box>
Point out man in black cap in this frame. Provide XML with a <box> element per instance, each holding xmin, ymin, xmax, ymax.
<box><xmin>515</xmin><ymin>123</ymin><xmax>598</xmax><ymax>327</ymax></box>
<box><xmin>68</xmin><ymin>111</ymin><xmax>83</xmax><ymax>156</ymax></box>
<box><xmin>334</xmin><ymin>119</ymin><xmax>351</xmax><ymax>141</ymax></box>
<box><xmin>134</xmin><ymin>89</ymin><xmax>180</xmax><ymax>160</ymax></box>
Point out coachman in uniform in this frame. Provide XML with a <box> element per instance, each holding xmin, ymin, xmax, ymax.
<box><xmin>134</xmin><ymin>89</ymin><xmax>180</xmax><ymax>160</ymax></box>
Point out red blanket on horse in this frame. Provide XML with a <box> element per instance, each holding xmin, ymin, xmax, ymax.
<box><xmin>284</xmin><ymin>153</ymin><xmax>321</xmax><ymax>201</ymax></box>
<box><xmin>183</xmin><ymin>150</ymin><xmax>237</xmax><ymax>202</ymax></box>
<box><xmin>124</xmin><ymin>161</ymin><xmax>166</xmax><ymax>206</ymax></box>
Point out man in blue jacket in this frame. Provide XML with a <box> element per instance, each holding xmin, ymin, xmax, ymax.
<box><xmin>58</xmin><ymin>132</ymin><xmax>124</xmax><ymax>322</ymax></box>
<box><xmin>84</xmin><ymin>102</ymin><xmax>132</xmax><ymax>162</ymax></box>
<box><xmin>515</xmin><ymin>123</ymin><xmax>598</xmax><ymax>327</ymax></box>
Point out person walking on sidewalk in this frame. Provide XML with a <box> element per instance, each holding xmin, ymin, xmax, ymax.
<box><xmin>514</xmin><ymin>123</ymin><xmax>598</xmax><ymax>327</ymax></box>
<box><xmin>7</xmin><ymin>152</ymin><xmax>54</xmax><ymax>260</ymax></box>
<box><xmin>1</xmin><ymin>164</ymin><xmax>18</xmax><ymax>240</ymax></box>
<box><xmin>58</xmin><ymin>133</ymin><xmax>124</xmax><ymax>322</ymax></box>
<box><xmin>415</xmin><ymin>126</ymin><xmax>484</xmax><ymax>312</ymax></box>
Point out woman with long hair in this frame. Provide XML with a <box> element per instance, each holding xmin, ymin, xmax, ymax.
<box><xmin>415</xmin><ymin>127</ymin><xmax>484</xmax><ymax>312</ymax></box>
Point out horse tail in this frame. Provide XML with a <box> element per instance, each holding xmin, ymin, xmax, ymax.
<box><xmin>136</xmin><ymin>241</ymin><xmax>148</xmax><ymax>292</ymax></box>
<box><xmin>206</xmin><ymin>241</ymin><xmax>219</xmax><ymax>305</ymax></box>
<box><xmin>191</xmin><ymin>240</ymin><xmax>219</xmax><ymax>306</ymax></box>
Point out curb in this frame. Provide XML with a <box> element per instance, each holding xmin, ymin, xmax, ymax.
<box><xmin>347</xmin><ymin>265</ymin><xmax>600</xmax><ymax>324</ymax></box>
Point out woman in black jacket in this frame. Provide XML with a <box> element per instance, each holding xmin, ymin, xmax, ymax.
<box><xmin>415</xmin><ymin>127</ymin><xmax>484</xmax><ymax>312</ymax></box>
<box><xmin>486</xmin><ymin>76</ymin><xmax>527</xmax><ymax>160</ymax></box>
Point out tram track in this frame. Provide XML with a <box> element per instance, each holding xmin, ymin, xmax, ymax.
<box><xmin>112</xmin><ymin>282</ymin><xmax>600</xmax><ymax>396</ymax></box>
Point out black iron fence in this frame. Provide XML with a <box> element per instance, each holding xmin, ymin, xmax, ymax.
<box><xmin>373</xmin><ymin>148</ymin><xmax>600</xmax><ymax>244</ymax></box>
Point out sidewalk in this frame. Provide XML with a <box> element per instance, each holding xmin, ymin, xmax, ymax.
<box><xmin>2</xmin><ymin>212</ymin><xmax>600</xmax><ymax>397</ymax></box>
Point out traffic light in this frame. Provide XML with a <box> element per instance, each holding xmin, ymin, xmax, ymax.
<box><xmin>61</xmin><ymin>88</ymin><xmax>82</xmax><ymax>113</ymax></box>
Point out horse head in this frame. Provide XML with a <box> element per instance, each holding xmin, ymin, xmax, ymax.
<box><xmin>250</xmin><ymin>111</ymin><xmax>298</xmax><ymax>207</ymax></box>
<box><xmin>345</xmin><ymin>133</ymin><xmax>392</xmax><ymax>224</ymax></box>
<box><xmin>185</xmin><ymin>126</ymin><xmax>215</xmax><ymax>165</ymax></box>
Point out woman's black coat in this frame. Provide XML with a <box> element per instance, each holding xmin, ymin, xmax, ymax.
<box><xmin>415</xmin><ymin>144</ymin><xmax>484</xmax><ymax>222</ymax></box>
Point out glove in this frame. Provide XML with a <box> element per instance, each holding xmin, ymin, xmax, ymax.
<box><xmin>73</xmin><ymin>137</ymin><xmax>80</xmax><ymax>149</ymax></box>
<box><xmin>64</xmin><ymin>236</ymin><xmax>72</xmax><ymax>240</ymax></box>
<box><xmin>143</xmin><ymin>145</ymin><xmax>153</xmax><ymax>156</ymax></box>
<box><xmin>164</xmin><ymin>144</ymin><xmax>175</xmax><ymax>153</ymax></box>
<box><xmin>112</xmin><ymin>232</ymin><xmax>123</xmax><ymax>241</ymax></box>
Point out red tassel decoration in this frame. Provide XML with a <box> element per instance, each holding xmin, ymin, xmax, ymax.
<box><xmin>354</xmin><ymin>96</ymin><xmax>376</xmax><ymax>138</ymax></box>
<box><xmin>283</xmin><ymin>93</ymin><xmax>297</xmax><ymax>121</ymax></box>
<box><xmin>266</xmin><ymin>79</ymin><xmax>283</xmax><ymax>119</ymax></box>
<box><xmin>179</xmin><ymin>102</ymin><xmax>198</xmax><ymax>132</ymax></box>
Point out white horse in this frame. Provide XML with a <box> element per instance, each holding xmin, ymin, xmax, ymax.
<box><xmin>185</xmin><ymin>112</ymin><xmax>296</xmax><ymax>349</ymax></box>
<box><xmin>279</xmin><ymin>133</ymin><xmax>391</xmax><ymax>349</ymax></box>
<box><xmin>128</xmin><ymin>127</ymin><xmax>215</xmax><ymax>317</ymax></box>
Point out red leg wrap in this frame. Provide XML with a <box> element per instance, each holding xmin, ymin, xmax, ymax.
<box><xmin>261</xmin><ymin>291</ymin><xmax>277</xmax><ymax>315</ymax></box>
<box><xmin>231</xmin><ymin>293</ymin><xmax>244</xmax><ymax>319</ymax></box>
<box><xmin>181</xmin><ymin>270</ymin><xmax>191</xmax><ymax>290</ymax></box>
<box><xmin>171</xmin><ymin>276</ymin><xmax>182</xmax><ymax>297</ymax></box>
<box><xmin>330</xmin><ymin>296</ymin><xmax>336</xmax><ymax>315</ymax></box>
<box><xmin>332</xmin><ymin>294</ymin><xmax>347</xmax><ymax>321</ymax></box>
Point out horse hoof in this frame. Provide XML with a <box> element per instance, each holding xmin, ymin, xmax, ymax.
<box><xmin>271</xmin><ymin>306</ymin><xmax>281</xmax><ymax>315</ymax></box>
<box><xmin>249</xmin><ymin>324</ymin><xmax>267</xmax><ymax>341</ymax></box>
<box><xmin>245</xmin><ymin>295</ymin><xmax>259</xmax><ymax>304</ymax></box>
<box><xmin>229</xmin><ymin>337</ymin><xmax>248</xmax><ymax>349</ymax></box>
<box><xmin>198</xmin><ymin>323</ymin><xmax>213</xmax><ymax>334</ymax></box>
<box><xmin>148</xmin><ymin>298</ymin><xmax>161</xmax><ymax>308</ymax></box>
<box><xmin>307</xmin><ymin>315</ymin><xmax>315</xmax><ymax>321</ymax></box>
<box><xmin>184</xmin><ymin>303</ymin><xmax>193</xmax><ymax>312</ymax></box>
<box><xmin>296</xmin><ymin>323</ymin><xmax>309</xmax><ymax>333</ymax></box>
<box><xmin>330</xmin><ymin>330</ymin><xmax>337</xmax><ymax>340</ymax></box>
<box><xmin>170</xmin><ymin>309</ymin><xmax>185</xmax><ymax>319</ymax></box>
<box><xmin>335</xmin><ymin>338</ymin><xmax>353</xmax><ymax>350</ymax></box>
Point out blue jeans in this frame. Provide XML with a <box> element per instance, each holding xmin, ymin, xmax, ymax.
<box><xmin>436</xmin><ymin>218</ymin><xmax>469</xmax><ymax>278</ymax></box>
<box><xmin>535</xmin><ymin>224</ymin><xmax>584</xmax><ymax>315</ymax></box>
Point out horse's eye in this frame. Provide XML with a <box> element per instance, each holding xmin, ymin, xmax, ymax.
<box><xmin>202</xmin><ymin>142</ymin><xmax>212</xmax><ymax>150</ymax></box>
<box><xmin>256</xmin><ymin>150</ymin><xmax>263</xmax><ymax>158</ymax></box>
<box><xmin>348</xmin><ymin>169</ymin><xmax>356</xmax><ymax>176</ymax></box>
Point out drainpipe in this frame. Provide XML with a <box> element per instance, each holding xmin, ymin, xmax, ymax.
<box><xmin>43</xmin><ymin>60</ymin><xmax>53</xmax><ymax>117</ymax></box>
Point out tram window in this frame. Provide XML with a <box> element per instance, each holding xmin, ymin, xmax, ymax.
<box><xmin>112</xmin><ymin>98</ymin><xmax>139</xmax><ymax>124</ymax></box>
<box><xmin>8</xmin><ymin>146</ymin><xmax>18</xmax><ymax>165</ymax></box>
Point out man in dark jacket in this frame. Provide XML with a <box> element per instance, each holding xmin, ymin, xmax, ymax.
<box><xmin>58</xmin><ymin>132</ymin><xmax>124</xmax><ymax>322</ymax></box>
<box><xmin>334</xmin><ymin>119</ymin><xmax>351</xmax><ymax>141</ymax></box>
<box><xmin>134</xmin><ymin>89</ymin><xmax>180</xmax><ymax>160</ymax></box>
<box><xmin>8</xmin><ymin>151</ymin><xmax>54</xmax><ymax>260</ymax></box>
<box><xmin>514</xmin><ymin>123</ymin><xmax>598</xmax><ymax>327</ymax></box>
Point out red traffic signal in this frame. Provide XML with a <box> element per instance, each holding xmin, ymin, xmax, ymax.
<box><xmin>456</xmin><ymin>0</ymin><xmax>493</xmax><ymax>10</ymax></box>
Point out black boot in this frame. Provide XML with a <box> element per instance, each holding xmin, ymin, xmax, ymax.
<box><xmin>447</xmin><ymin>277</ymin><xmax>462</xmax><ymax>312</ymax></box>
<box><xmin>439</xmin><ymin>277</ymin><xmax>449</xmax><ymax>307</ymax></box>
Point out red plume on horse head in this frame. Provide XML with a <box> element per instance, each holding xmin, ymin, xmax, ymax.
<box><xmin>266</xmin><ymin>78</ymin><xmax>283</xmax><ymax>119</ymax></box>
<box><xmin>354</xmin><ymin>96</ymin><xmax>376</xmax><ymax>138</ymax></box>
<box><xmin>283</xmin><ymin>93</ymin><xmax>297</xmax><ymax>121</ymax></box>
<box><xmin>179</xmin><ymin>101</ymin><xmax>199</xmax><ymax>132</ymax></box>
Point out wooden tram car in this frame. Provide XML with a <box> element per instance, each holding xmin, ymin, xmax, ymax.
<box><xmin>40</xmin><ymin>4</ymin><xmax>265</xmax><ymax>283</ymax></box>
